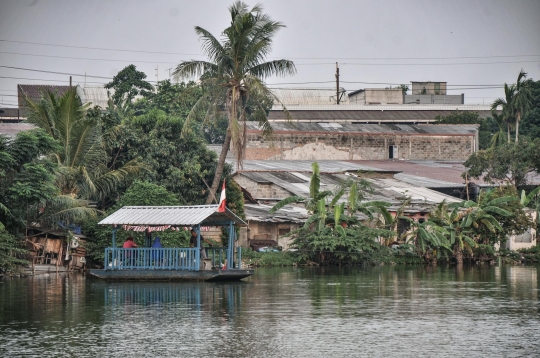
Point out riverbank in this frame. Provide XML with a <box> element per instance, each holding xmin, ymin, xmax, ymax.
<box><xmin>242</xmin><ymin>245</ymin><xmax>540</xmax><ymax>267</ymax></box>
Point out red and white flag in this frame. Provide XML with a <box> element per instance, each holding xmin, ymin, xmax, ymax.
<box><xmin>218</xmin><ymin>180</ymin><xmax>226</xmax><ymax>212</ymax></box>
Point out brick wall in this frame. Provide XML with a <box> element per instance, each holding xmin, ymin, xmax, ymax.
<box><xmin>245</xmin><ymin>132</ymin><xmax>475</xmax><ymax>161</ymax></box>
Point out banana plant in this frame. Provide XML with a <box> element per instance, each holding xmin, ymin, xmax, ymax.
<box><xmin>270</xmin><ymin>162</ymin><xmax>332</xmax><ymax>214</ymax></box>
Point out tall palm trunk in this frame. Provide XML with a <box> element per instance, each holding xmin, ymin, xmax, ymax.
<box><xmin>205</xmin><ymin>128</ymin><xmax>232</xmax><ymax>204</ymax></box>
<box><xmin>515</xmin><ymin>113</ymin><xmax>521</xmax><ymax>143</ymax></box>
<box><xmin>454</xmin><ymin>245</ymin><xmax>463</xmax><ymax>266</ymax></box>
<box><xmin>205</xmin><ymin>91</ymin><xmax>236</xmax><ymax>205</ymax></box>
<box><xmin>507</xmin><ymin>124</ymin><xmax>511</xmax><ymax>143</ymax></box>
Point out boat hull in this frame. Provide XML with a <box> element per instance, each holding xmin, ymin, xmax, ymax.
<box><xmin>89</xmin><ymin>269</ymin><xmax>254</xmax><ymax>281</ymax></box>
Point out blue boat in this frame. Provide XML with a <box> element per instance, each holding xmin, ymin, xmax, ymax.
<box><xmin>89</xmin><ymin>205</ymin><xmax>254</xmax><ymax>281</ymax></box>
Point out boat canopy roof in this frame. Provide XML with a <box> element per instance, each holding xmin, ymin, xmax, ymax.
<box><xmin>98</xmin><ymin>205</ymin><xmax>247</xmax><ymax>227</ymax></box>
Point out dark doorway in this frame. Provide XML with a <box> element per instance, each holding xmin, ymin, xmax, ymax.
<box><xmin>389</xmin><ymin>146</ymin><xmax>394</xmax><ymax>159</ymax></box>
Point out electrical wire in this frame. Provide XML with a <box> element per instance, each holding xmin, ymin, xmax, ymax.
<box><xmin>0</xmin><ymin>51</ymin><xmax>180</xmax><ymax>65</ymax></box>
<box><xmin>297</xmin><ymin>60</ymin><xmax>540</xmax><ymax>66</ymax></box>
<box><xmin>2</xmin><ymin>39</ymin><xmax>539</xmax><ymax>60</ymax></box>
<box><xmin>0</xmin><ymin>75</ymin><xmax>106</xmax><ymax>84</ymax></box>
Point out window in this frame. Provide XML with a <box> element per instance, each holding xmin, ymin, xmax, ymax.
<box><xmin>278</xmin><ymin>228</ymin><xmax>291</xmax><ymax>236</ymax></box>
<box><xmin>397</xmin><ymin>219</ymin><xmax>410</xmax><ymax>236</ymax></box>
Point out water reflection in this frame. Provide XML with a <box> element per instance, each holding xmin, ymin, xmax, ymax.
<box><xmin>0</xmin><ymin>265</ymin><xmax>539</xmax><ymax>357</ymax></box>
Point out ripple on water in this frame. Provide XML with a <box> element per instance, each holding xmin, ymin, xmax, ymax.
<box><xmin>0</xmin><ymin>265</ymin><xmax>539</xmax><ymax>357</ymax></box>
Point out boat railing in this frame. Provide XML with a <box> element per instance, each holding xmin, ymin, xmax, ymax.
<box><xmin>104</xmin><ymin>248</ymin><xmax>199</xmax><ymax>271</ymax></box>
<box><xmin>104</xmin><ymin>246</ymin><xmax>243</xmax><ymax>271</ymax></box>
<box><xmin>206</xmin><ymin>246</ymin><xmax>243</xmax><ymax>269</ymax></box>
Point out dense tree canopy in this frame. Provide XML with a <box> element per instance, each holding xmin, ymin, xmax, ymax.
<box><xmin>463</xmin><ymin>140</ymin><xmax>540</xmax><ymax>188</ymax></box>
<box><xmin>0</xmin><ymin>129</ymin><xmax>59</xmax><ymax>233</ymax></box>
<box><xmin>104</xmin><ymin>64</ymin><xmax>154</xmax><ymax>104</ymax></box>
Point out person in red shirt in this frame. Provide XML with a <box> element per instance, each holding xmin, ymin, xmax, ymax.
<box><xmin>123</xmin><ymin>236</ymin><xmax>137</xmax><ymax>248</ymax></box>
<box><xmin>122</xmin><ymin>236</ymin><xmax>137</xmax><ymax>266</ymax></box>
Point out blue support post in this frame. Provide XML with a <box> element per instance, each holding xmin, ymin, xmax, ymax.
<box><xmin>196</xmin><ymin>224</ymin><xmax>201</xmax><ymax>271</ymax></box>
<box><xmin>111</xmin><ymin>226</ymin><xmax>118</xmax><ymax>269</ymax></box>
<box><xmin>227</xmin><ymin>221</ymin><xmax>234</xmax><ymax>269</ymax></box>
<box><xmin>237</xmin><ymin>246</ymin><xmax>242</xmax><ymax>270</ymax></box>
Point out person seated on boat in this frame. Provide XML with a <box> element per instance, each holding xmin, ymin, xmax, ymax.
<box><xmin>123</xmin><ymin>236</ymin><xmax>137</xmax><ymax>249</ymax></box>
<box><xmin>122</xmin><ymin>236</ymin><xmax>138</xmax><ymax>266</ymax></box>
<box><xmin>190</xmin><ymin>229</ymin><xmax>207</xmax><ymax>259</ymax></box>
<box><xmin>152</xmin><ymin>237</ymin><xmax>164</xmax><ymax>265</ymax></box>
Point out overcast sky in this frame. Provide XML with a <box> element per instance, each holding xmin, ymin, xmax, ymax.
<box><xmin>1</xmin><ymin>0</ymin><xmax>539</xmax><ymax>107</ymax></box>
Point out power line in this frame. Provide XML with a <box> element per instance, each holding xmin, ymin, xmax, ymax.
<box><xmin>0</xmin><ymin>65</ymin><xmax>112</xmax><ymax>79</ymax></box>
<box><xmin>0</xmin><ymin>75</ymin><xmax>105</xmax><ymax>84</ymax></box>
<box><xmin>2</xmin><ymin>39</ymin><xmax>539</xmax><ymax>60</ymax></box>
<box><xmin>0</xmin><ymin>39</ymin><xmax>203</xmax><ymax>56</ymax></box>
<box><xmin>0</xmin><ymin>51</ymin><xmax>179</xmax><ymax>65</ymax></box>
<box><xmin>0</xmin><ymin>65</ymin><xmax>158</xmax><ymax>83</ymax></box>
<box><xmin>297</xmin><ymin>60</ymin><xmax>540</xmax><ymax>66</ymax></box>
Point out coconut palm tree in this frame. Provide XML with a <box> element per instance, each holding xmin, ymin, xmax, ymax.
<box><xmin>511</xmin><ymin>70</ymin><xmax>533</xmax><ymax>142</ymax></box>
<box><xmin>173</xmin><ymin>1</ymin><xmax>296</xmax><ymax>204</ymax></box>
<box><xmin>492</xmin><ymin>83</ymin><xmax>516</xmax><ymax>143</ymax></box>
<box><xmin>492</xmin><ymin>70</ymin><xmax>533</xmax><ymax>143</ymax></box>
<box><xmin>25</xmin><ymin>88</ymin><xmax>142</xmax><ymax>206</ymax></box>
<box><xmin>489</xmin><ymin>111</ymin><xmax>508</xmax><ymax>148</ymax></box>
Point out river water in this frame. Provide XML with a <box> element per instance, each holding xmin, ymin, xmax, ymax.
<box><xmin>0</xmin><ymin>265</ymin><xmax>539</xmax><ymax>357</ymax></box>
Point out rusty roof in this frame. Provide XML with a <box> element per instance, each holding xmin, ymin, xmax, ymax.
<box><xmin>18</xmin><ymin>85</ymin><xmax>71</xmax><ymax>109</ymax></box>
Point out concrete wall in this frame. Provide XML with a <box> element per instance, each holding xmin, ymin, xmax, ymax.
<box><xmin>246</xmin><ymin>221</ymin><xmax>299</xmax><ymax>251</ymax></box>
<box><xmin>404</xmin><ymin>94</ymin><xmax>463</xmax><ymax>105</ymax></box>
<box><xmin>245</xmin><ymin>132</ymin><xmax>477</xmax><ymax>161</ymax></box>
<box><xmin>411</xmin><ymin>82</ymin><xmax>447</xmax><ymax>95</ymax></box>
<box><xmin>506</xmin><ymin>211</ymin><xmax>537</xmax><ymax>251</ymax></box>
<box><xmin>349</xmin><ymin>89</ymin><xmax>403</xmax><ymax>105</ymax></box>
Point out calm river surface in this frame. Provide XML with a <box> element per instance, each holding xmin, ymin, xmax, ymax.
<box><xmin>1</xmin><ymin>265</ymin><xmax>539</xmax><ymax>357</ymax></box>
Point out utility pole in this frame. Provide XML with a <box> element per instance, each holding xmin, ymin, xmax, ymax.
<box><xmin>335</xmin><ymin>62</ymin><xmax>340</xmax><ymax>105</ymax></box>
<box><xmin>69</xmin><ymin>76</ymin><xmax>72</xmax><ymax>88</ymax></box>
<box><xmin>155</xmin><ymin>65</ymin><xmax>159</xmax><ymax>83</ymax></box>
<box><xmin>167</xmin><ymin>68</ymin><xmax>172</xmax><ymax>80</ymax></box>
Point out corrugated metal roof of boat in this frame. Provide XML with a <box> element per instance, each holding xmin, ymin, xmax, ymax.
<box><xmin>98</xmin><ymin>205</ymin><xmax>246</xmax><ymax>226</ymax></box>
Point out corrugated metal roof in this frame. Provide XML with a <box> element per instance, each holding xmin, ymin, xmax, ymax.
<box><xmin>236</xmin><ymin>170</ymin><xmax>462</xmax><ymax>213</ymax></box>
<box><xmin>245</xmin><ymin>204</ymin><xmax>309</xmax><ymax>223</ymax></box>
<box><xmin>76</xmin><ymin>86</ymin><xmax>111</xmax><ymax>108</ymax></box>
<box><xmin>270</xmin><ymin>88</ymin><xmax>349</xmax><ymax>106</ymax></box>
<box><xmin>268</xmin><ymin>108</ymin><xmax>493</xmax><ymax>120</ymax></box>
<box><xmin>245</xmin><ymin>122</ymin><xmax>478</xmax><ymax>136</ymax></box>
<box><xmin>234</xmin><ymin>160</ymin><xmax>389</xmax><ymax>173</ymax></box>
<box><xmin>394</xmin><ymin>173</ymin><xmax>464</xmax><ymax>188</ymax></box>
<box><xmin>99</xmin><ymin>205</ymin><xmax>246</xmax><ymax>226</ymax></box>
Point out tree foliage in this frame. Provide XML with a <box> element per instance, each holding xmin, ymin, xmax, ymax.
<box><xmin>123</xmin><ymin>109</ymin><xmax>220</xmax><ymax>204</ymax></box>
<box><xmin>463</xmin><ymin>140</ymin><xmax>540</xmax><ymax>188</ymax></box>
<box><xmin>173</xmin><ymin>1</ymin><xmax>296</xmax><ymax>204</ymax></box>
<box><xmin>104</xmin><ymin>64</ymin><xmax>154</xmax><ymax>104</ymax></box>
<box><xmin>0</xmin><ymin>129</ymin><xmax>59</xmax><ymax>233</ymax></box>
